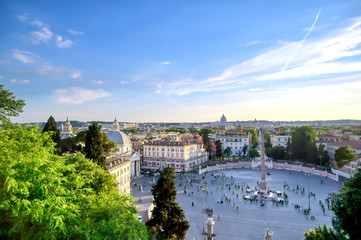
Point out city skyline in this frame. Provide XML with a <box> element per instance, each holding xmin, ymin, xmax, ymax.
<box><xmin>1</xmin><ymin>0</ymin><xmax>361</xmax><ymax>123</ymax></box>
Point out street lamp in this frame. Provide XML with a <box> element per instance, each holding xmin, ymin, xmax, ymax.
<box><xmin>202</xmin><ymin>183</ymin><xmax>206</xmax><ymax>234</ymax></box>
<box><xmin>308</xmin><ymin>170</ymin><xmax>311</xmax><ymax>211</ymax></box>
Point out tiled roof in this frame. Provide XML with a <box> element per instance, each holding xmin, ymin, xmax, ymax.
<box><xmin>327</xmin><ymin>140</ymin><xmax>361</xmax><ymax>150</ymax></box>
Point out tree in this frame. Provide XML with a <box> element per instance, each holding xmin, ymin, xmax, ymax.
<box><xmin>242</xmin><ymin>144</ymin><xmax>248</xmax><ymax>157</ymax></box>
<box><xmin>334</xmin><ymin>145</ymin><xmax>357</xmax><ymax>169</ymax></box>
<box><xmin>331</xmin><ymin>169</ymin><xmax>361</xmax><ymax>239</ymax></box>
<box><xmin>147</xmin><ymin>167</ymin><xmax>189</xmax><ymax>239</ymax></box>
<box><xmin>215</xmin><ymin>140</ymin><xmax>223</xmax><ymax>158</ymax></box>
<box><xmin>248</xmin><ymin>148</ymin><xmax>260</xmax><ymax>159</ymax></box>
<box><xmin>223</xmin><ymin>147</ymin><xmax>232</xmax><ymax>158</ymax></box>
<box><xmin>0</xmin><ymin>125</ymin><xmax>151</xmax><ymax>239</ymax></box>
<box><xmin>285</xmin><ymin>137</ymin><xmax>292</xmax><ymax>160</ymax></box>
<box><xmin>248</xmin><ymin>129</ymin><xmax>259</xmax><ymax>148</ymax></box>
<box><xmin>0</xmin><ymin>84</ymin><xmax>25</xmax><ymax>125</ymax></box>
<box><xmin>84</xmin><ymin>122</ymin><xmax>106</xmax><ymax>168</ymax></box>
<box><xmin>264</xmin><ymin>131</ymin><xmax>272</xmax><ymax>149</ymax></box>
<box><xmin>291</xmin><ymin>126</ymin><xmax>317</xmax><ymax>163</ymax></box>
<box><xmin>304</xmin><ymin>225</ymin><xmax>339</xmax><ymax>240</ymax></box>
<box><xmin>269</xmin><ymin>146</ymin><xmax>286</xmax><ymax>160</ymax></box>
<box><xmin>201</xmin><ymin>130</ymin><xmax>211</xmax><ymax>154</ymax></box>
<box><xmin>317</xmin><ymin>144</ymin><xmax>330</xmax><ymax>167</ymax></box>
<box><xmin>42</xmin><ymin>115</ymin><xmax>61</xmax><ymax>154</ymax></box>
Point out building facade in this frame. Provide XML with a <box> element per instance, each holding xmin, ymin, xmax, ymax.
<box><xmin>106</xmin><ymin>158</ymin><xmax>131</xmax><ymax>195</ymax></box>
<box><xmin>142</xmin><ymin>141</ymin><xmax>208</xmax><ymax>172</ymax></box>
<box><xmin>60</xmin><ymin>117</ymin><xmax>75</xmax><ymax>139</ymax></box>
<box><xmin>270</xmin><ymin>135</ymin><xmax>291</xmax><ymax>148</ymax></box>
<box><xmin>216</xmin><ymin>134</ymin><xmax>251</xmax><ymax>156</ymax></box>
<box><xmin>106</xmin><ymin>118</ymin><xmax>141</xmax><ymax>179</ymax></box>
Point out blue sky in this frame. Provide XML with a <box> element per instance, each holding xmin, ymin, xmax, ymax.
<box><xmin>1</xmin><ymin>0</ymin><xmax>361</xmax><ymax>123</ymax></box>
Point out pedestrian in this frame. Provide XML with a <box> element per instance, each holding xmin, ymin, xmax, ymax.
<box><xmin>218</xmin><ymin>214</ymin><xmax>221</xmax><ymax>220</ymax></box>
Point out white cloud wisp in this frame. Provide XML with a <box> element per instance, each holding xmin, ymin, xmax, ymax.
<box><xmin>53</xmin><ymin>88</ymin><xmax>112</xmax><ymax>104</ymax></box>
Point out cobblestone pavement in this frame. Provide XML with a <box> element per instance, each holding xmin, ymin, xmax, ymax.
<box><xmin>132</xmin><ymin>168</ymin><xmax>342</xmax><ymax>240</ymax></box>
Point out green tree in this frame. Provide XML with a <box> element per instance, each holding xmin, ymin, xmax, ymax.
<box><xmin>248</xmin><ymin>148</ymin><xmax>260</xmax><ymax>159</ymax></box>
<box><xmin>334</xmin><ymin>145</ymin><xmax>357</xmax><ymax>169</ymax></box>
<box><xmin>264</xmin><ymin>131</ymin><xmax>272</xmax><ymax>149</ymax></box>
<box><xmin>317</xmin><ymin>144</ymin><xmax>330</xmax><ymax>167</ymax></box>
<box><xmin>0</xmin><ymin>125</ymin><xmax>150</xmax><ymax>239</ymax></box>
<box><xmin>215</xmin><ymin>140</ymin><xmax>223</xmax><ymax>158</ymax></box>
<box><xmin>147</xmin><ymin>167</ymin><xmax>189</xmax><ymax>239</ymax></box>
<box><xmin>84</xmin><ymin>122</ymin><xmax>106</xmax><ymax>168</ymax></box>
<box><xmin>304</xmin><ymin>225</ymin><xmax>339</xmax><ymax>240</ymax></box>
<box><xmin>291</xmin><ymin>126</ymin><xmax>317</xmax><ymax>163</ymax></box>
<box><xmin>201</xmin><ymin>129</ymin><xmax>212</xmax><ymax>155</ymax></box>
<box><xmin>0</xmin><ymin>84</ymin><xmax>25</xmax><ymax>125</ymax></box>
<box><xmin>269</xmin><ymin>146</ymin><xmax>286</xmax><ymax>160</ymax></box>
<box><xmin>199</xmin><ymin>127</ymin><xmax>215</xmax><ymax>136</ymax></box>
<box><xmin>223</xmin><ymin>147</ymin><xmax>232</xmax><ymax>159</ymax></box>
<box><xmin>42</xmin><ymin>115</ymin><xmax>61</xmax><ymax>154</ymax></box>
<box><xmin>242</xmin><ymin>144</ymin><xmax>248</xmax><ymax>157</ymax></box>
<box><xmin>248</xmin><ymin>129</ymin><xmax>259</xmax><ymax>148</ymax></box>
<box><xmin>285</xmin><ymin>137</ymin><xmax>292</xmax><ymax>160</ymax></box>
<box><xmin>331</xmin><ymin>169</ymin><xmax>361</xmax><ymax>239</ymax></box>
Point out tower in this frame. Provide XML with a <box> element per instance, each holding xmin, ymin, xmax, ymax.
<box><xmin>112</xmin><ymin>117</ymin><xmax>119</xmax><ymax>131</ymax></box>
<box><xmin>260</xmin><ymin>132</ymin><xmax>267</xmax><ymax>193</ymax></box>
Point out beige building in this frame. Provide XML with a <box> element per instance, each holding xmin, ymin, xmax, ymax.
<box><xmin>271</xmin><ymin>135</ymin><xmax>291</xmax><ymax>148</ymax></box>
<box><xmin>106</xmin><ymin>157</ymin><xmax>131</xmax><ymax>195</ymax></box>
<box><xmin>142</xmin><ymin>141</ymin><xmax>208</xmax><ymax>172</ymax></box>
<box><xmin>60</xmin><ymin>117</ymin><xmax>75</xmax><ymax>139</ymax></box>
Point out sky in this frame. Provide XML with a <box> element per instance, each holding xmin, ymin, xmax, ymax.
<box><xmin>1</xmin><ymin>0</ymin><xmax>361</xmax><ymax>123</ymax></box>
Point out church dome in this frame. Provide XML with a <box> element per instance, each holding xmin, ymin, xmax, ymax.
<box><xmin>106</xmin><ymin>130</ymin><xmax>132</xmax><ymax>146</ymax></box>
<box><xmin>220</xmin><ymin>114</ymin><xmax>227</xmax><ymax>123</ymax></box>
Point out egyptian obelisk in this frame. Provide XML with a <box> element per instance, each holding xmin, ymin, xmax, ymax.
<box><xmin>260</xmin><ymin>132</ymin><xmax>267</xmax><ymax>193</ymax></box>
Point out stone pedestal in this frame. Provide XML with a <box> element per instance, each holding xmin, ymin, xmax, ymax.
<box><xmin>206</xmin><ymin>217</ymin><xmax>215</xmax><ymax>240</ymax></box>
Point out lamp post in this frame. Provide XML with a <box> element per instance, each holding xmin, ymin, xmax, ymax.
<box><xmin>308</xmin><ymin>171</ymin><xmax>311</xmax><ymax>211</ymax></box>
<box><xmin>319</xmin><ymin>154</ymin><xmax>322</xmax><ymax>167</ymax></box>
<box><xmin>202</xmin><ymin>183</ymin><xmax>206</xmax><ymax>234</ymax></box>
<box><xmin>220</xmin><ymin>169</ymin><xmax>224</xmax><ymax>203</ymax></box>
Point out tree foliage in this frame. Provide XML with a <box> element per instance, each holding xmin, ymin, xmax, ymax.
<box><xmin>0</xmin><ymin>84</ymin><xmax>25</xmax><ymax>125</ymax></box>
<box><xmin>331</xmin><ymin>169</ymin><xmax>361</xmax><ymax>239</ymax></box>
<box><xmin>0</xmin><ymin>125</ymin><xmax>150</xmax><ymax>239</ymax></box>
<box><xmin>247</xmin><ymin>129</ymin><xmax>259</xmax><ymax>148</ymax></box>
<box><xmin>304</xmin><ymin>225</ymin><xmax>339</xmax><ymax>240</ymax></box>
<box><xmin>84</xmin><ymin>122</ymin><xmax>106</xmax><ymax>168</ymax></box>
<box><xmin>242</xmin><ymin>144</ymin><xmax>248</xmax><ymax>157</ymax></box>
<box><xmin>334</xmin><ymin>145</ymin><xmax>357</xmax><ymax>169</ymax></box>
<box><xmin>291</xmin><ymin>126</ymin><xmax>317</xmax><ymax>163</ymax></box>
<box><xmin>268</xmin><ymin>146</ymin><xmax>286</xmax><ymax>160</ymax></box>
<box><xmin>201</xmin><ymin>128</ymin><xmax>212</xmax><ymax>154</ymax></box>
<box><xmin>248</xmin><ymin>148</ymin><xmax>260</xmax><ymax>159</ymax></box>
<box><xmin>42</xmin><ymin>115</ymin><xmax>61</xmax><ymax>154</ymax></box>
<box><xmin>147</xmin><ymin>167</ymin><xmax>189</xmax><ymax>239</ymax></box>
<box><xmin>317</xmin><ymin>144</ymin><xmax>330</xmax><ymax>167</ymax></box>
<box><xmin>215</xmin><ymin>140</ymin><xmax>223</xmax><ymax>158</ymax></box>
<box><xmin>223</xmin><ymin>147</ymin><xmax>232</xmax><ymax>158</ymax></box>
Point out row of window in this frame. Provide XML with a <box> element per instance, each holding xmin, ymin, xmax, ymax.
<box><xmin>220</xmin><ymin>138</ymin><xmax>249</xmax><ymax>142</ymax></box>
<box><xmin>145</xmin><ymin>147</ymin><xmax>185</xmax><ymax>152</ymax></box>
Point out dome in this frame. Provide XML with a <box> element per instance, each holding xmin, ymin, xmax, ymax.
<box><xmin>220</xmin><ymin>114</ymin><xmax>227</xmax><ymax>123</ymax></box>
<box><xmin>106</xmin><ymin>130</ymin><xmax>132</xmax><ymax>146</ymax></box>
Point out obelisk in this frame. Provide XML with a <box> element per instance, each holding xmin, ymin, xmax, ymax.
<box><xmin>260</xmin><ymin>132</ymin><xmax>267</xmax><ymax>193</ymax></box>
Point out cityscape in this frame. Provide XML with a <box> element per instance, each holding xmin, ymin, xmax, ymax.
<box><xmin>1</xmin><ymin>0</ymin><xmax>361</xmax><ymax>240</ymax></box>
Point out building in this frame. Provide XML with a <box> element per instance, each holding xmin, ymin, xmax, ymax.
<box><xmin>106</xmin><ymin>118</ymin><xmax>141</xmax><ymax>179</ymax></box>
<box><xmin>106</xmin><ymin>157</ymin><xmax>131</xmax><ymax>194</ymax></box>
<box><xmin>270</xmin><ymin>135</ymin><xmax>291</xmax><ymax>148</ymax></box>
<box><xmin>220</xmin><ymin>114</ymin><xmax>227</xmax><ymax>127</ymax></box>
<box><xmin>326</xmin><ymin>140</ymin><xmax>361</xmax><ymax>167</ymax></box>
<box><xmin>142</xmin><ymin>141</ymin><xmax>208</xmax><ymax>172</ymax></box>
<box><xmin>60</xmin><ymin>117</ymin><xmax>75</xmax><ymax>139</ymax></box>
<box><xmin>216</xmin><ymin>134</ymin><xmax>251</xmax><ymax>156</ymax></box>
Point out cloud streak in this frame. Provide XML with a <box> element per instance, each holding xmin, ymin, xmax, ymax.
<box><xmin>53</xmin><ymin>88</ymin><xmax>112</xmax><ymax>104</ymax></box>
<box><xmin>281</xmin><ymin>10</ymin><xmax>321</xmax><ymax>72</ymax></box>
<box><xmin>156</xmin><ymin>16</ymin><xmax>361</xmax><ymax>96</ymax></box>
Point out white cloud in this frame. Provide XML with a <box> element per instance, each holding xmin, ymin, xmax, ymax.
<box><xmin>31</xmin><ymin>20</ymin><xmax>43</xmax><ymax>27</ymax></box>
<box><xmin>120</xmin><ymin>80</ymin><xmax>128</xmax><ymax>84</ymax></box>
<box><xmin>92</xmin><ymin>80</ymin><xmax>104</xmax><ymax>85</ymax></box>
<box><xmin>242</xmin><ymin>40</ymin><xmax>264</xmax><ymax>46</ymax></box>
<box><xmin>29</xmin><ymin>27</ymin><xmax>53</xmax><ymax>44</ymax></box>
<box><xmin>249</xmin><ymin>88</ymin><xmax>264</xmax><ymax>92</ymax></box>
<box><xmin>17</xmin><ymin>13</ymin><xmax>28</xmax><ymax>22</ymax></box>
<box><xmin>160</xmin><ymin>61</ymin><xmax>171</xmax><ymax>65</ymax></box>
<box><xmin>12</xmin><ymin>50</ymin><xmax>38</xmax><ymax>64</ymax></box>
<box><xmin>158</xmin><ymin>16</ymin><xmax>361</xmax><ymax>96</ymax></box>
<box><xmin>53</xmin><ymin>88</ymin><xmax>112</xmax><ymax>104</ymax></box>
<box><xmin>21</xmin><ymin>79</ymin><xmax>30</xmax><ymax>84</ymax></box>
<box><xmin>56</xmin><ymin>35</ymin><xmax>74</xmax><ymax>48</ymax></box>
<box><xmin>9</xmin><ymin>78</ymin><xmax>30</xmax><ymax>84</ymax></box>
<box><xmin>68</xmin><ymin>29</ymin><xmax>84</xmax><ymax>35</ymax></box>
<box><xmin>37</xmin><ymin>65</ymin><xmax>82</xmax><ymax>79</ymax></box>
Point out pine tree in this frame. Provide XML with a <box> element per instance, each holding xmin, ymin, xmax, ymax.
<box><xmin>84</xmin><ymin>122</ymin><xmax>106</xmax><ymax>168</ymax></box>
<box><xmin>147</xmin><ymin>167</ymin><xmax>189</xmax><ymax>239</ymax></box>
<box><xmin>42</xmin><ymin>115</ymin><xmax>61</xmax><ymax>154</ymax></box>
